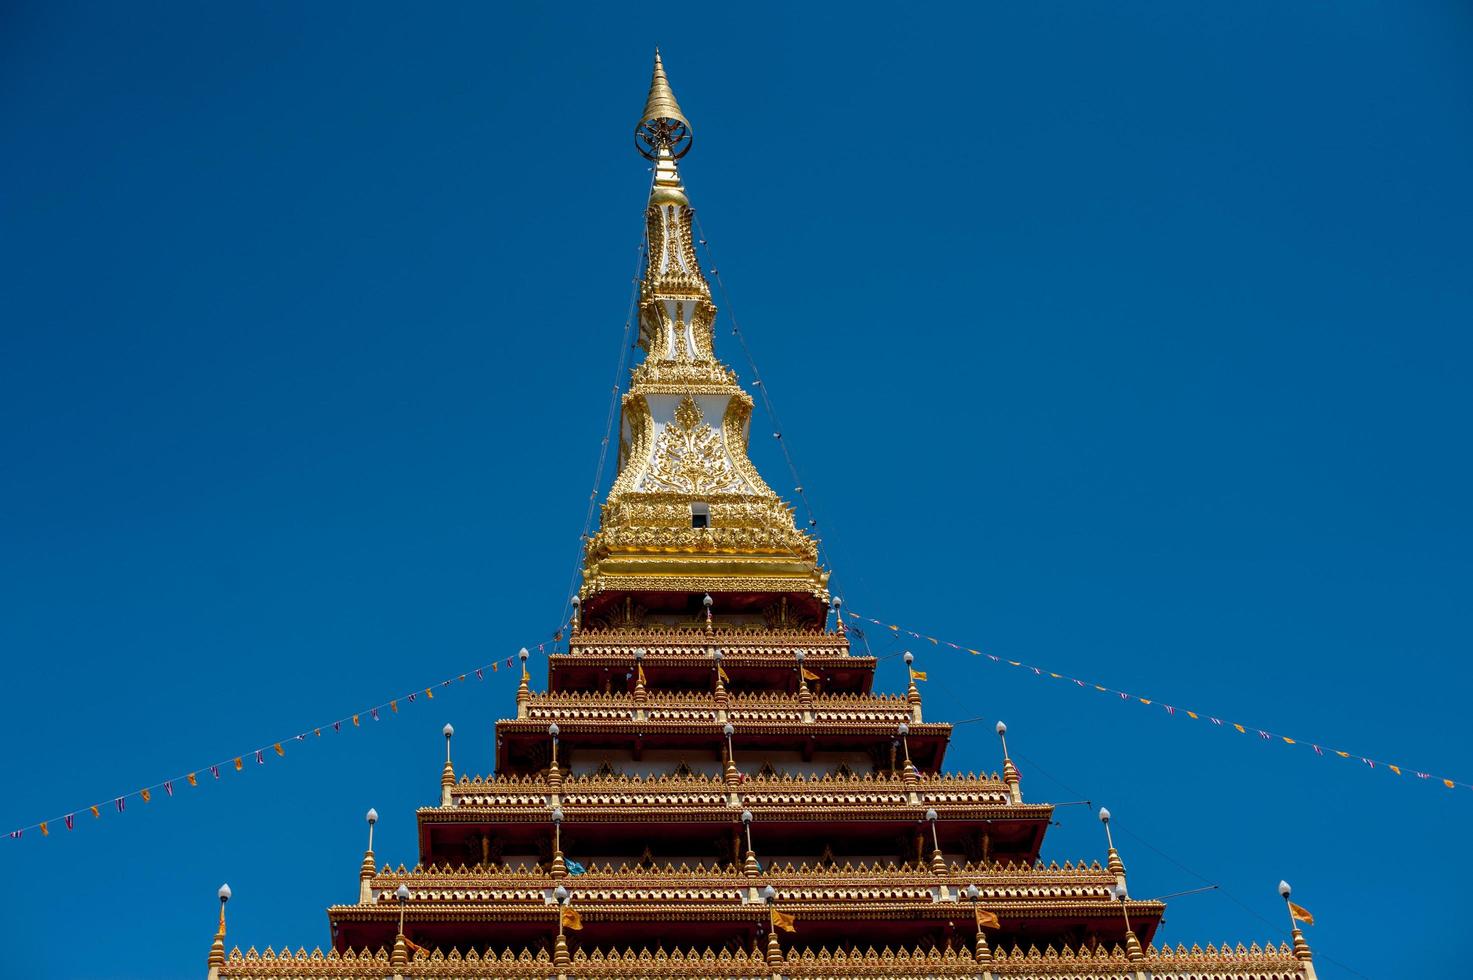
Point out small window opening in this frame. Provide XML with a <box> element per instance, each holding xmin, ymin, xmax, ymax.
<box><xmin>691</xmin><ymin>502</ymin><xmax>710</xmax><ymax>528</ymax></box>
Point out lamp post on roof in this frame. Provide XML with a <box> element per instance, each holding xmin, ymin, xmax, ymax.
<box><xmin>925</xmin><ymin>807</ymin><xmax>947</xmax><ymax>877</ymax></box>
<box><xmin>1111</xmin><ymin>882</ymin><xmax>1144</xmax><ymax>963</ymax></box>
<box><xmin>703</xmin><ymin>592</ymin><xmax>714</xmax><ymax>633</ymax></box>
<box><xmin>390</xmin><ymin>883</ymin><xmax>412</xmax><ymax>972</ymax></box>
<box><xmin>517</xmin><ymin>647</ymin><xmax>532</xmax><ymax>719</ymax></box>
<box><xmin>898</xmin><ymin>722</ymin><xmax>920</xmax><ymax>803</ymax></box>
<box><xmin>546</xmin><ymin>723</ymin><xmax>563</xmax><ymax>805</ymax></box>
<box><xmin>1099</xmin><ymin>806</ymin><xmax>1127</xmax><ymax>894</ymax></box>
<box><xmin>207</xmin><ymin>884</ymin><xmax>230</xmax><ymax>979</ymax></box>
<box><xmin>996</xmin><ymin>721</ymin><xmax>1022</xmax><ymax>804</ymax></box>
<box><xmin>441</xmin><ymin>724</ymin><xmax>456</xmax><ymax>805</ymax></box>
<box><xmin>360</xmin><ymin>809</ymin><xmax>379</xmax><ymax>904</ymax></box>
<box><xmin>550</xmin><ymin>806</ymin><xmax>567</xmax><ymax>880</ymax></box>
<box><xmin>904</xmin><ymin>651</ymin><xmax>923</xmax><ymax>723</ymax></box>
<box><xmin>1279</xmin><ymin>880</ymin><xmax>1316</xmax><ymax>968</ymax></box>
<box><xmin>965</xmin><ymin>882</ymin><xmax>993</xmax><ymax>964</ymax></box>
<box><xmin>741</xmin><ymin>807</ymin><xmax>760</xmax><ymax>878</ymax></box>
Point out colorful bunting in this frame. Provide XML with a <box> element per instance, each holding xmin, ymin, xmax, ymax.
<box><xmin>848</xmin><ymin>610</ymin><xmax>1469</xmax><ymax>796</ymax></box>
<box><xmin>6</xmin><ymin>634</ymin><xmax>559</xmax><ymax>844</ymax></box>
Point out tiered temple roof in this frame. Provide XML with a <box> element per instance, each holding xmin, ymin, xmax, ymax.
<box><xmin>209</xmin><ymin>51</ymin><xmax>1322</xmax><ymax>980</ymax></box>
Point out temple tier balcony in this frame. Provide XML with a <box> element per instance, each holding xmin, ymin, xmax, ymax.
<box><xmin>558</xmin><ymin>625</ymin><xmax>870</xmax><ymax>695</ymax></box>
<box><xmin>330</xmin><ymin>859</ymin><xmax>1164</xmax><ymax>957</ymax></box>
<box><xmin>495</xmin><ymin>710</ymin><xmax>950</xmax><ymax>776</ymax></box>
<box><xmin>415</xmin><ymin>772</ymin><xmax>1050</xmax><ymax>871</ymax></box>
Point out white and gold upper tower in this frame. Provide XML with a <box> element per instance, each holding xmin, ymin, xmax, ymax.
<box><xmin>579</xmin><ymin>53</ymin><xmax>829</xmax><ymax>628</ymax></box>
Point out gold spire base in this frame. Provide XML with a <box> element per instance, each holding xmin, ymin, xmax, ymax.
<box><xmin>390</xmin><ymin>934</ymin><xmax>409</xmax><ymax>971</ymax></box>
<box><xmin>765</xmin><ymin>929</ymin><xmax>782</xmax><ymax>967</ymax></box>
<box><xmin>973</xmin><ymin>930</ymin><xmax>992</xmax><ymax>964</ymax></box>
<box><xmin>1292</xmin><ymin>927</ymin><xmax>1313</xmax><ymax>961</ymax></box>
<box><xmin>1124</xmin><ymin>929</ymin><xmax>1145</xmax><ymax>963</ymax></box>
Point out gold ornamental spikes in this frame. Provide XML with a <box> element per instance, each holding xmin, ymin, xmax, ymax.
<box><xmin>636</xmin><ymin>49</ymin><xmax>692</xmax><ymax>160</ymax></box>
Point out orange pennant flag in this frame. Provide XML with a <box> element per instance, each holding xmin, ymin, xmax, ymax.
<box><xmin>141</xmin><ymin>788</ymin><xmax>152</xmax><ymax>803</ymax></box>
<box><xmin>1186</xmin><ymin>711</ymin><xmax>1198</xmax><ymax>720</ymax></box>
<box><xmin>975</xmin><ymin>907</ymin><xmax>1000</xmax><ymax>930</ymax></box>
<box><xmin>1446</xmin><ymin>779</ymin><xmax>1457</xmax><ymax>789</ymax></box>
<box><xmin>390</xmin><ymin>700</ymin><xmax>398</xmax><ymax>713</ymax></box>
<box><xmin>39</xmin><ymin>822</ymin><xmax>48</xmax><ymax>837</ymax></box>
<box><xmin>352</xmin><ymin>714</ymin><xmax>360</xmax><ymax>727</ymax></box>
<box><xmin>1289</xmin><ymin>901</ymin><xmax>1315</xmax><ymax>926</ymax></box>
<box><xmin>717</xmin><ymin>664</ymin><xmax>730</xmax><ymax>684</ymax></box>
<box><xmin>1389</xmin><ymin>765</ymin><xmax>1401</xmax><ymax>776</ymax></box>
<box><xmin>187</xmin><ymin>772</ymin><xmax>198</xmax><ymax>787</ymax></box>
<box><xmin>909</xmin><ymin>668</ymin><xmax>927</xmax><ymax>682</ymax></box>
<box><xmin>90</xmin><ymin>806</ymin><xmax>100</xmax><ymax>819</ymax></box>
<box><xmin>801</xmin><ymin>667</ymin><xmax>820</xmax><ymax>681</ymax></box>
<box><xmin>769</xmin><ymin>907</ymin><xmax>796</xmax><ymax>933</ymax></box>
<box><xmin>234</xmin><ymin>757</ymin><xmax>244</xmax><ymax>770</ymax></box>
<box><xmin>1233</xmin><ymin>724</ymin><xmax>1246</xmax><ymax>734</ymax></box>
<box><xmin>560</xmin><ymin>905</ymin><xmax>583</xmax><ymax>931</ymax></box>
<box><xmin>426</xmin><ymin>687</ymin><xmax>435</xmax><ymax>698</ymax></box>
<box><xmin>273</xmin><ymin>743</ymin><xmax>285</xmax><ymax>757</ymax></box>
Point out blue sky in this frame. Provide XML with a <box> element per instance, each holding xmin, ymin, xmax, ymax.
<box><xmin>2</xmin><ymin>3</ymin><xmax>1470</xmax><ymax>977</ymax></box>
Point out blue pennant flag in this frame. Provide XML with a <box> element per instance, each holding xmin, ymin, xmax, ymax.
<box><xmin>566</xmin><ymin>859</ymin><xmax>586</xmax><ymax>876</ymax></box>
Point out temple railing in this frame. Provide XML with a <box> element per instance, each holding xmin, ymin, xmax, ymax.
<box><xmin>218</xmin><ymin>939</ymin><xmax>1310</xmax><ymax>978</ymax></box>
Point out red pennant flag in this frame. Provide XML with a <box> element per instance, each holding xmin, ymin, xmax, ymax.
<box><xmin>115</xmin><ymin>797</ymin><xmax>125</xmax><ymax>813</ymax></box>
<box><xmin>370</xmin><ymin>708</ymin><xmax>380</xmax><ymax>721</ymax></box>
<box><xmin>210</xmin><ymin>765</ymin><xmax>220</xmax><ymax>779</ymax></box>
<box><xmin>333</xmin><ymin>721</ymin><xmax>341</xmax><ymax>732</ymax></box>
<box><xmin>1210</xmin><ymin>717</ymin><xmax>1223</xmax><ymax>726</ymax></box>
<box><xmin>475</xmin><ymin>669</ymin><xmax>483</xmax><ymax>680</ymax></box>
<box><xmin>7</xmin><ymin>830</ymin><xmax>21</xmax><ymax>839</ymax></box>
<box><xmin>164</xmin><ymin>780</ymin><xmax>174</xmax><ymax>797</ymax></box>
<box><xmin>407</xmin><ymin>692</ymin><xmax>416</xmax><ymax>703</ymax></box>
<box><xmin>64</xmin><ymin>814</ymin><xmax>74</xmax><ymax>831</ymax></box>
<box><xmin>255</xmin><ymin>750</ymin><xmax>265</xmax><ymax>765</ymax></box>
<box><xmin>1313</xmin><ymin>744</ymin><xmax>1323</xmax><ymax>756</ymax></box>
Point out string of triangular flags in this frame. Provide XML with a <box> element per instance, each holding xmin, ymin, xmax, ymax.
<box><xmin>4</xmin><ymin>631</ymin><xmax>565</xmax><ymax>842</ymax></box>
<box><xmin>847</xmin><ymin>611</ymin><xmax>1469</xmax><ymax>795</ymax></box>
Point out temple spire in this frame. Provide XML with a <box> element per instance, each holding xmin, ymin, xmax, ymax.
<box><xmin>636</xmin><ymin>49</ymin><xmax>692</xmax><ymax>160</ymax></box>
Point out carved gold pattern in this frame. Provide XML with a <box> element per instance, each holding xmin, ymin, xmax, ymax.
<box><xmin>219</xmin><ymin>939</ymin><xmax>1309</xmax><ymax>978</ymax></box>
<box><xmin>642</xmin><ymin>396</ymin><xmax>744</xmax><ymax>495</ymax></box>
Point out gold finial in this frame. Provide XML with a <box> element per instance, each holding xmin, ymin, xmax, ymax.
<box><xmin>636</xmin><ymin>48</ymin><xmax>692</xmax><ymax>160</ymax></box>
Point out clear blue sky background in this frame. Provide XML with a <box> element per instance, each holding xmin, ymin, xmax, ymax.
<box><xmin>3</xmin><ymin>4</ymin><xmax>1470</xmax><ymax>977</ymax></box>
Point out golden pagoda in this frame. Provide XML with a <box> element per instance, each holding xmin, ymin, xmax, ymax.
<box><xmin>209</xmin><ymin>53</ymin><xmax>1321</xmax><ymax>980</ymax></box>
